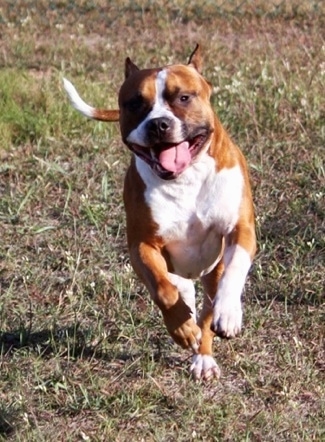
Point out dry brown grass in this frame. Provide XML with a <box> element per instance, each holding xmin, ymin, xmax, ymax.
<box><xmin>0</xmin><ymin>1</ymin><xmax>324</xmax><ymax>440</ymax></box>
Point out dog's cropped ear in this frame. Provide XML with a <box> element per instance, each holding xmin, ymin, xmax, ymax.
<box><xmin>188</xmin><ymin>44</ymin><xmax>202</xmax><ymax>73</ymax></box>
<box><xmin>125</xmin><ymin>57</ymin><xmax>140</xmax><ymax>78</ymax></box>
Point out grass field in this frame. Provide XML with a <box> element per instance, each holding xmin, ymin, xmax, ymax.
<box><xmin>0</xmin><ymin>1</ymin><xmax>324</xmax><ymax>440</ymax></box>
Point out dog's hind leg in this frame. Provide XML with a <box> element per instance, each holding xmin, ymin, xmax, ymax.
<box><xmin>190</xmin><ymin>261</ymin><xmax>224</xmax><ymax>381</ymax></box>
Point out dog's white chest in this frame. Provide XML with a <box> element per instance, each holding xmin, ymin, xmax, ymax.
<box><xmin>136</xmin><ymin>155</ymin><xmax>243</xmax><ymax>278</ymax></box>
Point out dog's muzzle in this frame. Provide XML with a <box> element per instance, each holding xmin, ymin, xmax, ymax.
<box><xmin>127</xmin><ymin>121</ymin><xmax>212</xmax><ymax>180</ymax></box>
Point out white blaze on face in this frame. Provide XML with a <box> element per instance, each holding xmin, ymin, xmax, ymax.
<box><xmin>126</xmin><ymin>69</ymin><xmax>184</xmax><ymax>147</ymax></box>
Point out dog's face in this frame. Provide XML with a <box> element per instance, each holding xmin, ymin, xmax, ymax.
<box><xmin>118</xmin><ymin>50</ymin><xmax>215</xmax><ymax>180</ymax></box>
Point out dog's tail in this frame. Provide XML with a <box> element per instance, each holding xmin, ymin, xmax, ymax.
<box><xmin>63</xmin><ymin>78</ymin><xmax>120</xmax><ymax>122</ymax></box>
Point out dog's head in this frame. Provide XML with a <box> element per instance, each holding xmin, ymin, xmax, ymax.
<box><xmin>118</xmin><ymin>45</ymin><xmax>215</xmax><ymax>180</ymax></box>
<box><xmin>63</xmin><ymin>45</ymin><xmax>215</xmax><ymax>180</ymax></box>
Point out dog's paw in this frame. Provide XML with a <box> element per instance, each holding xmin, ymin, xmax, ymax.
<box><xmin>167</xmin><ymin>318</ymin><xmax>202</xmax><ymax>353</ymax></box>
<box><xmin>190</xmin><ymin>354</ymin><xmax>221</xmax><ymax>381</ymax></box>
<box><xmin>162</xmin><ymin>298</ymin><xmax>202</xmax><ymax>352</ymax></box>
<box><xmin>211</xmin><ymin>297</ymin><xmax>242</xmax><ymax>338</ymax></box>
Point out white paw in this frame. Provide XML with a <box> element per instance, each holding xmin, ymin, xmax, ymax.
<box><xmin>212</xmin><ymin>297</ymin><xmax>242</xmax><ymax>338</ymax></box>
<box><xmin>190</xmin><ymin>354</ymin><xmax>221</xmax><ymax>381</ymax></box>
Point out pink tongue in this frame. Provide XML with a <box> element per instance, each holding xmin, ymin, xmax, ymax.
<box><xmin>158</xmin><ymin>142</ymin><xmax>191</xmax><ymax>173</ymax></box>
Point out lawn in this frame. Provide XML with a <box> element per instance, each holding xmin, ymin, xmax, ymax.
<box><xmin>0</xmin><ymin>1</ymin><xmax>324</xmax><ymax>440</ymax></box>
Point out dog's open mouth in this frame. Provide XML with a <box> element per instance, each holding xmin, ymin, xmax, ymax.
<box><xmin>129</xmin><ymin>133</ymin><xmax>209</xmax><ymax>180</ymax></box>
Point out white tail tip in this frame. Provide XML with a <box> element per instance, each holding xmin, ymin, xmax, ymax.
<box><xmin>63</xmin><ymin>77</ymin><xmax>96</xmax><ymax>119</ymax></box>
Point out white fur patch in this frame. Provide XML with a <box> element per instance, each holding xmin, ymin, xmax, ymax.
<box><xmin>63</xmin><ymin>78</ymin><xmax>96</xmax><ymax>119</ymax></box>
<box><xmin>136</xmin><ymin>156</ymin><xmax>244</xmax><ymax>278</ymax></box>
<box><xmin>190</xmin><ymin>354</ymin><xmax>221</xmax><ymax>380</ymax></box>
<box><xmin>212</xmin><ymin>245</ymin><xmax>252</xmax><ymax>337</ymax></box>
<box><xmin>126</xmin><ymin>69</ymin><xmax>184</xmax><ymax>146</ymax></box>
<box><xmin>168</xmin><ymin>273</ymin><xmax>196</xmax><ymax>320</ymax></box>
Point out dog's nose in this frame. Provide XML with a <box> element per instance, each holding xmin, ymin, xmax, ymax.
<box><xmin>146</xmin><ymin>117</ymin><xmax>173</xmax><ymax>137</ymax></box>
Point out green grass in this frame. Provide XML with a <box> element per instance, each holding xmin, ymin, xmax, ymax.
<box><xmin>0</xmin><ymin>1</ymin><xmax>324</xmax><ymax>440</ymax></box>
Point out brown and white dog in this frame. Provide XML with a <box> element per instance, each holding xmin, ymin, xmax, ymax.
<box><xmin>63</xmin><ymin>45</ymin><xmax>256</xmax><ymax>381</ymax></box>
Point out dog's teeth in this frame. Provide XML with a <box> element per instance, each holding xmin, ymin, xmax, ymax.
<box><xmin>150</xmin><ymin>149</ymin><xmax>155</xmax><ymax>159</ymax></box>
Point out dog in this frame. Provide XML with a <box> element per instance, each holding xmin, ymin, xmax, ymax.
<box><xmin>63</xmin><ymin>45</ymin><xmax>256</xmax><ymax>381</ymax></box>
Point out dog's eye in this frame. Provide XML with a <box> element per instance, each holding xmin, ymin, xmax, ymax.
<box><xmin>180</xmin><ymin>95</ymin><xmax>190</xmax><ymax>103</ymax></box>
<box><xmin>124</xmin><ymin>95</ymin><xmax>144</xmax><ymax>112</ymax></box>
<box><xmin>177</xmin><ymin>93</ymin><xmax>195</xmax><ymax>106</ymax></box>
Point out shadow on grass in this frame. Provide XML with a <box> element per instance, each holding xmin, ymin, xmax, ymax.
<box><xmin>0</xmin><ymin>325</ymin><xmax>179</xmax><ymax>368</ymax></box>
<box><xmin>0</xmin><ymin>406</ymin><xmax>16</xmax><ymax>438</ymax></box>
<box><xmin>0</xmin><ymin>325</ymin><xmax>136</xmax><ymax>362</ymax></box>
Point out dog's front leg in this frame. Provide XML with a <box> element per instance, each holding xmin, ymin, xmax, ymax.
<box><xmin>129</xmin><ymin>243</ymin><xmax>202</xmax><ymax>352</ymax></box>
<box><xmin>211</xmin><ymin>224</ymin><xmax>256</xmax><ymax>338</ymax></box>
